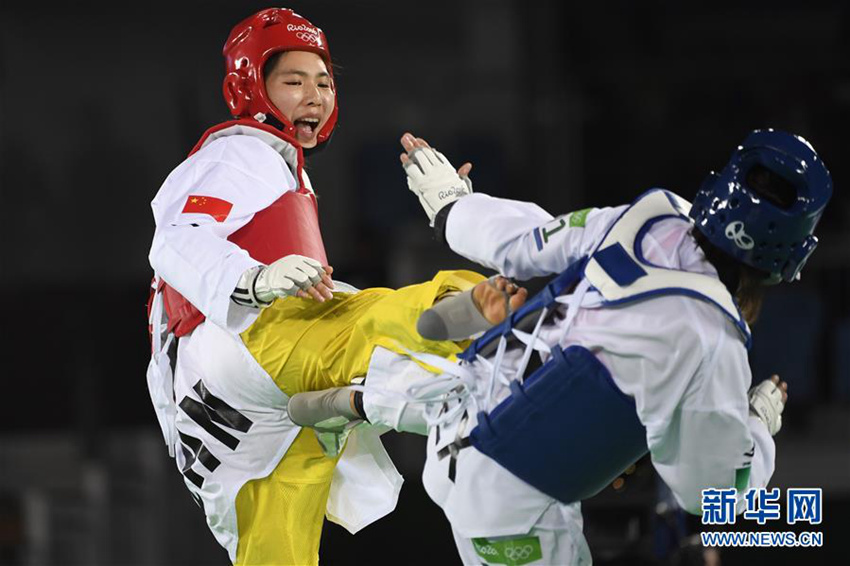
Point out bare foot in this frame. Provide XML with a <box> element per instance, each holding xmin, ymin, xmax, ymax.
<box><xmin>472</xmin><ymin>276</ymin><xmax>528</xmax><ymax>324</ymax></box>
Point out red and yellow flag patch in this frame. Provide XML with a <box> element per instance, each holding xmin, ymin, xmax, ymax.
<box><xmin>181</xmin><ymin>195</ymin><xmax>233</xmax><ymax>222</ymax></box>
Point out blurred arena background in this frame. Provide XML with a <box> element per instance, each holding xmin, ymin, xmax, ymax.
<box><xmin>1</xmin><ymin>0</ymin><xmax>848</xmax><ymax>564</ymax></box>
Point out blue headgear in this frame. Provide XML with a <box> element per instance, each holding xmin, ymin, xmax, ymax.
<box><xmin>690</xmin><ymin>129</ymin><xmax>832</xmax><ymax>284</ymax></box>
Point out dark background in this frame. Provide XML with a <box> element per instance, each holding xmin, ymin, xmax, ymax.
<box><xmin>1</xmin><ymin>1</ymin><xmax>848</xmax><ymax>564</ymax></box>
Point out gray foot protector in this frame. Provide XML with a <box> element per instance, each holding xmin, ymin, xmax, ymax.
<box><xmin>417</xmin><ymin>278</ymin><xmax>510</xmax><ymax>341</ymax></box>
<box><xmin>288</xmin><ymin>388</ymin><xmax>359</xmax><ymax>429</ymax></box>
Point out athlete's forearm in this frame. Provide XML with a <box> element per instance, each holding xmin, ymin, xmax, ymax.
<box><xmin>444</xmin><ymin>194</ymin><xmax>619</xmax><ymax>280</ymax></box>
<box><xmin>443</xmin><ymin>193</ymin><xmax>557</xmax><ymax>278</ymax></box>
<box><xmin>150</xmin><ymin>223</ymin><xmax>261</xmax><ymax>325</ymax></box>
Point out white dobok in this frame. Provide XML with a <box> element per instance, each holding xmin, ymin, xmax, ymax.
<box><xmin>146</xmin><ymin>125</ymin><xmax>401</xmax><ymax>561</ymax></box>
<box><xmin>361</xmin><ymin>190</ymin><xmax>776</xmax><ymax>565</ymax></box>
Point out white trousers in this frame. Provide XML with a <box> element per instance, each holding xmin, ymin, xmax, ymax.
<box><xmin>450</xmin><ymin>504</ymin><xmax>592</xmax><ymax>566</ymax></box>
<box><xmin>363</xmin><ymin>347</ymin><xmax>593</xmax><ymax>565</ymax></box>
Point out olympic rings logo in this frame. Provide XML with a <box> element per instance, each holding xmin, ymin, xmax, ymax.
<box><xmin>296</xmin><ymin>31</ymin><xmax>319</xmax><ymax>44</ymax></box>
<box><xmin>724</xmin><ymin>221</ymin><xmax>755</xmax><ymax>250</ymax></box>
<box><xmin>504</xmin><ymin>545</ymin><xmax>534</xmax><ymax>561</ymax></box>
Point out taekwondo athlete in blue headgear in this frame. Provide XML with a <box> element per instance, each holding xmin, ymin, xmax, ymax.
<box><xmin>288</xmin><ymin>129</ymin><xmax>832</xmax><ymax>565</ymax></box>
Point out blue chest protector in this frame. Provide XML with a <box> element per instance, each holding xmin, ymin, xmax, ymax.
<box><xmin>463</xmin><ymin>189</ymin><xmax>750</xmax><ymax>504</ymax></box>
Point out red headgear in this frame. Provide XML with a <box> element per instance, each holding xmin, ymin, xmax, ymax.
<box><xmin>222</xmin><ymin>8</ymin><xmax>338</xmax><ymax>146</ymax></box>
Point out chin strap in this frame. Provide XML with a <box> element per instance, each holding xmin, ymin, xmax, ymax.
<box><xmin>251</xmin><ymin>111</ymin><xmax>334</xmax><ymax>157</ymax></box>
<box><xmin>252</xmin><ymin>111</ymin><xmax>288</xmax><ymax>133</ymax></box>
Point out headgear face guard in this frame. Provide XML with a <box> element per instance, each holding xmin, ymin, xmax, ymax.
<box><xmin>222</xmin><ymin>8</ymin><xmax>339</xmax><ymax>146</ymax></box>
<box><xmin>690</xmin><ymin>129</ymin><xmax>832</xmax><ymax>284</ymax></box>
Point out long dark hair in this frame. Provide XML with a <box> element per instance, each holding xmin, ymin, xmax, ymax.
<box><xmin>693</xmin><ymin>228</ymin><xmax>767</xmax><ymax>325</ymax></box>
<box><xmin>694</xmin><ymin>163</ymin><xmax>797</xmax><ymax>325</ymax></box>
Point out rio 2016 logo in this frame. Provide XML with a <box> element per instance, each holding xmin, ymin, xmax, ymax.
<box><xmin>287</xmin><ymin>23</ymin><xmax>319</xmax><ymax>45</ymax></box>
<box><xmin>473</xmin><ymin>537</ymin><xmax>541</xmax><ymax>564</ymax></box>
<box><xmin>725</xmin><ymin>221</ymin><xmax>755</xmax><ymax>250</ymax></box>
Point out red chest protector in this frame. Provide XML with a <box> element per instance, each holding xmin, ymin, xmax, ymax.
<box><xmin>149</xmin><ymin>120</ymin><xmax>328</xmax><ymax>338</ymax></box>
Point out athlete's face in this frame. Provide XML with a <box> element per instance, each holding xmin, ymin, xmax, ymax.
<box><xmin>265</xmin><ymin>51</ymin><xmax>335</xmax><ymax>148</ymax></box>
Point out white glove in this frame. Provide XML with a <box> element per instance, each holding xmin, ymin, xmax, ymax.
<box><xmin>231</xmin><ymin>255</ymin><xmax>324</xmax><ymax>308</ymax></box>
<box><xmin>748</xmin><ymin>379</ymin><xmax>785</xmax><ymax>436</ymax></box>
<box><xmin>404</xmin><ymin>146</ymin><xmax>473</xmax><ymax>226</ymax></box>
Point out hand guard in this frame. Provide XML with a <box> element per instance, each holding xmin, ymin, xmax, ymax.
<box><xmin>404</xmin><ymin>146</ymin><xmax>472</xmax><ymax>226</ymax></box>
<box><xmin>231</xmin><ymin>255</ymin><xmax>324</xmax><ymax>308</ymax></box>
<box><xmin>748</xmin><ymin>379</ymin><xmax>785</xmax><ymax>436</ymax></box>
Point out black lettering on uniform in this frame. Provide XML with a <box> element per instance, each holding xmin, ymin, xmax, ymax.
<box><xmin>435</xmin><ymin>402</ymin><xmax>449</xmax><ymax>445</ymax></box>
<box><xmin>177</xmin><ymin>380</ymin><xmax>254</xmax><ymax>488</ymax></box>
<box><xmin>542</xmin><ymin>218</ymin><xmax>567</xmax><ymax>244</ymax></box>
<box><xmin>179</xmin><ymin>431</ymin><xmax>221</xmax><ymax>473</ymax></box>
<box><xmin>184</xmin><ymin>468</ymin><xmax>205</xmax><ymax>489</ymax></box>
<box><xmin>179</xmin><ymin>380</ymin><xmax>253</xmax><ymax>450</ymax></box>
<box><xmin>180</xmin><ymin>397</ymin><xmax>241</xmax><ymax>450</ymax></box>
<box><xmin>190</xmin><ymin>491</ymin><xmax>203</xmax><ymax>508</ymax></box>
<box><xmin>438</xmin><ymin>410</ymin><xmax>471</xmax><ymax>484</ymax></box>
<box><xmin>178</xmin><ymin>431</ymin><xmax>222</xmax><ymax>489</ymax></box>
<box><xmin>193</xmin><ymin>381</ymin><xmax>253</xmax><ymax>433</ymax></box>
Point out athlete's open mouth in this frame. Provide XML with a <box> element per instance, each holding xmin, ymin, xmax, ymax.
<box><xmin>294</xmin><ymin>117</ymin><xmax>320</xmax><ymax>137</ymax></box>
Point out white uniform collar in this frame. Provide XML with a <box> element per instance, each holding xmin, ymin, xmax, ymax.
<box><xmin>191</xmin><ymin>120</ymin><xmax>313</xmax><ymax>193</ymax></box>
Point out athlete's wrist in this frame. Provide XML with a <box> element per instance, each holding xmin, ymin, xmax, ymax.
<box><xmin>433</xmin><ymin>201</ymin><xmax>457</xmax><ymax>245</ymax></box>
<box><xmin>231</xmin><ymin>265</ymin><xmax>272</xmax><ymax>308</ymax></box>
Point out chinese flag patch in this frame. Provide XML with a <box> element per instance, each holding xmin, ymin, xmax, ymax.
<box><xmin>182</xmin><ymin>195</ymin><xmax>233</xmax><ymax>222</ymax></box>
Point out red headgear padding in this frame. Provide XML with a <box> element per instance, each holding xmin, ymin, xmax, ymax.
<box><xmin>222</xmin><ymin>8</ymin><xmax>339</xmax><ymax>146</ymax></box>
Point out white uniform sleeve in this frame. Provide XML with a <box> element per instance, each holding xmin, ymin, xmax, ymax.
<box><xmin>149</xmin><ymin>135</ymin><xmax>298</xmax><ymax>329</ymax></box>
<box><xmin>745</xmin><ymin>414</ymin><xmax>777</xmax><ymax>494</ymax></box>
<box><xmin>646</xmin><ymin>319</ymin><xmax>776</xmax><ymax>515</ymax></box>
<box><xmin>444</xmin><ymin>193</ymin><xmax>625</xmax><ymax>279</ymax></box>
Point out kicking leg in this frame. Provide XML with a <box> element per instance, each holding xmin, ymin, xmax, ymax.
<box><xmin>288</xmin><ymin>276</ymin><xmax>527</xmax><ymax>432</ymax></box>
